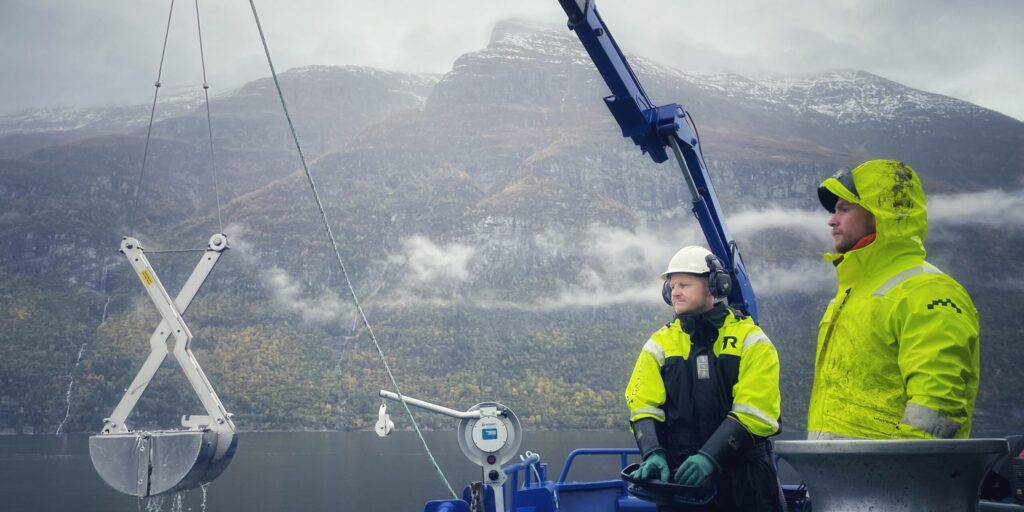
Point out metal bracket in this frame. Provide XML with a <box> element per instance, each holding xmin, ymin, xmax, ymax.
<box><xmin>100</xmin><ymin>233</ymin><xmax>234</xmax><ymax>434</ymax></box>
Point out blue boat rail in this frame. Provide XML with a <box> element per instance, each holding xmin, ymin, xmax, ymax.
<box><xmin>425</xmin><ymin>448</ymin><xmax>657</xmax><ymax>512</ymax></box>
<box><xmin>425</xmin><ymin>440</ymin><xmax>1024</xmax><ymax>512</ymax></box>
<box><xmin>554</xmin><ymin>448</ymin><xmax>635</xmax><ymax>485</ymax></box>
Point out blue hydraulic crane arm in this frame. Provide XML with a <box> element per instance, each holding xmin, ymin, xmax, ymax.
<box><xmin>557</xmin><ymin>0</ymin><xmax>758</xmax><ymax>321</ymax></box>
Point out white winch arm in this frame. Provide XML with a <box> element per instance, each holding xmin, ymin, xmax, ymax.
<box><xmin>379</xmin><ymin>390</ymin><xmax>483</xmax><ymax>420</ymax></box>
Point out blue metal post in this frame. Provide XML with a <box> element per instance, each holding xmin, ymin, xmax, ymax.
<box><xmin>557</xmin><ymin>0</ymin><xmax>759</xmax><ymax>320</ymax></box>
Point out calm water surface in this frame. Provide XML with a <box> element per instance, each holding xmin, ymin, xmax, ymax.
<box><xmin>0</xmin><ymin>430</ymin><xmax>637</xmax><ymax>512</ymax></box>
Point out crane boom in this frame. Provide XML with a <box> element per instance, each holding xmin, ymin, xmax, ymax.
<box><xmin>557</xmin><ymin>0</ymin><xmax>759</xmax><ymax>320</ymax></box>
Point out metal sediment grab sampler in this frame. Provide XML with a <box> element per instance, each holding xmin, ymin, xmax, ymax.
<box><xmin>89</xmin><ymin>234</ymin><xmax>237</xmax><ymax>497</ymax></box>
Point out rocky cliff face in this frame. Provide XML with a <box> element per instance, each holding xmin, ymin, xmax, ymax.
<box><xmin>1</xmin><ymin>21</ymin><xmax>1021</xmax><ymax>435</ymax></box>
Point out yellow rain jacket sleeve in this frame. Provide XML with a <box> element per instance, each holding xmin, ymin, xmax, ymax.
<box><xmin>731</xmin><ymin>333</ymin><xmax>782</xmax><ymax>438</ymax></box>
<box><xmin>625</xmin><ymin>335</ymin><xmax>670</xmax><ymax>423</ymax></box>
<box><xmin>892</xmin><ymin>278</ymin><xmax>979</xmax><ymax>438</ymax></box>
<box><xmin>808</xmin><ymin>160</ymin><xmax>980</xmax><ymax>439</ymax></box>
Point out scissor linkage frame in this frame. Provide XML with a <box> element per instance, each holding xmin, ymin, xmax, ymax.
<box><xmin>100</xmin><ymin>233</ymin><xmax>234</xmax><ymax>434</ymax></box>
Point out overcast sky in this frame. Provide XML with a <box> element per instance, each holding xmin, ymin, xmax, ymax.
<box><xmin>1</xmin><ymin>0</ymin><xmax>1021</xmax><ymax>120</ymax></box>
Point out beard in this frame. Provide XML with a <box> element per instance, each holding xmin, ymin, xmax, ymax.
<box><xmin>834</xmin><ymin>236</ymin><xmax>857</xmax><ymax>253</ymax></box>
<box><xmin>834</xmin><ymin>231</ymin><xmax>875</xmax><ymax>253</ymax></box>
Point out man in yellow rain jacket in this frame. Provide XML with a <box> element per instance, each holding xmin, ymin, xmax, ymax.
<box><xmin>626</xmin><ymin>246</ymin><xmax>783</xmax><ymax>511</ymax></box>
<box><xmin>809</xmin><ymin>159</ymin><xmax>980</xmax><ymax>439</ymax></box>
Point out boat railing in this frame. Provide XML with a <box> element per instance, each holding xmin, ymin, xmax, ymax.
<box><xmin>555</xmin><ymin>448</ymin><xmax>637</xmax><ymax>486</ymax></box>
<box><xmin>502</xmin><ymin>452</ymin><xmax>544</xmax><ymax>511</ymax></box>
<box><xmin>500</xmin><ymin>448</ymin><xmax>641</xmax><ymax>512</ymax></box>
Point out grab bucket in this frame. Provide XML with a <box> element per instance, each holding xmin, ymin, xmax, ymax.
<box><xmin>89</xmin><ymin>429</ymin><xmax>237</xmax><ymax>497</ymax></box>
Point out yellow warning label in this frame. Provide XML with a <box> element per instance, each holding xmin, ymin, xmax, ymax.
<box><xmin>139</xmin><ymin>268</ymin><xmax>155</xmax><ymax>286</ymax></box>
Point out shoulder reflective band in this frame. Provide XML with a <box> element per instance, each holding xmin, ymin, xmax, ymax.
<box><xmin>873</xmin><ymin>263</ymin><xmax>944</xmax><ymax>296</ymax></box>
<box><xmin>742</xmin><ymin>331</ymin><xmax>772</xmax><ymax>350</ymax></box>
<box><xmin>643</xmin><ymin>339</ymin><xmax>666</xmax><ymax>365</ymax></box>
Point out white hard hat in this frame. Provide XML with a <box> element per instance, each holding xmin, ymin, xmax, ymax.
<box><xmin>661</xmin><ymin>246</ymin><xmax>714</xmax><ymax>279</ymax></box>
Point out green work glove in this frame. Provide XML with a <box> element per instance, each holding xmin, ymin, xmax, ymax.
<box><xmin>631</xmin><ymin>449</ymin><xmax>670</xmax><ymax>481</ymax></box>
<box><xmin>672</xmin><ymin>451</ymin><xmax>717</xmax><ymax>486</ymax></box>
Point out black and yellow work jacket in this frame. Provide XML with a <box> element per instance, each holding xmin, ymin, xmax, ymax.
<box><xmin>625</xmin><ymin>304</ymin><xmax>781</xmax><ymax>462</ymax></box>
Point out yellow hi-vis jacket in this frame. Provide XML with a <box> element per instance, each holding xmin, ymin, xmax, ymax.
<box><xmin>625</xmin><ymin>308</ymin><xmax>781</xmax><ymax>441</ymax></box>
<box><xmin>809</xmin><ymin>160</ymin><xmax>980</xmax><ymax>439</ymax></box>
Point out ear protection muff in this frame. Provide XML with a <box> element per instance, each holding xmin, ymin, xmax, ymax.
<box><xmin>705</xmin><ymin>254</ymin><xmax>732</xmax><ymax>299</ymax></box>
<box><xmin>661</xmin><ymin>254</ymin><xmax>732</xmax><ymax>305</ymax></box>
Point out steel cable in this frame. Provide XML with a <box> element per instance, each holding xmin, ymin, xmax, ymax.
<box><xmin>246</xmin><ymin>0</ymin><xmax>458</xmax><ymax>499</ymax></box>
<box><xmin>193</xmin><ymin>0</ymin><xmax>223</xmax><ymax>234</ymax></box>
<box><xmin>129</xmin><ymin>0</ymin><xmax>177</xmax><ymax>236</ymax></box>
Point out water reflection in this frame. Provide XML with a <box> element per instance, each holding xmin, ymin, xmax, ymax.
<box><xmin>0</xmin><ymin>430</ymin><xmax>635</xmax><ymax>511</ymax></box>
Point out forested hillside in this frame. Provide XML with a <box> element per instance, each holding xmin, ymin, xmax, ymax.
<box><xmin>1</xmin><ymin>20</ymin><xmax>1022</xmax><ymax>436</ymax></box>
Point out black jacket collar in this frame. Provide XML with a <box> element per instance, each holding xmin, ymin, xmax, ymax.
<box><xmin>678</xmin><ymin>302</ymin><xmax>731</xmax><ymax>347</ymax></box>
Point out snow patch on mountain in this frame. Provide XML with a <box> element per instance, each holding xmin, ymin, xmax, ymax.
<box><xmin>0</xmin><ymin>88</ymin><xmax>207</xmax><ymax>136</ymax></box>
<box><xmin>758</xmin><ymin>70</ymin><xmax>988</xmax><ymax>123</ymax></box>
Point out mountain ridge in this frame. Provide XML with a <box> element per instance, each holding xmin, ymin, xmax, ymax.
<box><xmin>0</xmin><ymin>21</ymin><xmax>1021</xmax><ymax>435</ymax></box>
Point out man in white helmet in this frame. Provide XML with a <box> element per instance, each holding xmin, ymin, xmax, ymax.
<box><xmin>625</xmin><ymin>245</ymin><xmax>783</xmax><ymax>511</ymax></box>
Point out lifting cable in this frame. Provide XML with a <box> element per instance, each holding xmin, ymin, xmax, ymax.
<box><xmin>246</xmin><ymin>0</ymin><xmax>458</xmax><ymax>499</ymax></box>
<box><xmin>128</xmin><ymin>0</ymin><xmax>176</xmax><ymax>236</ymax></box>
<box><xmin>193</xmin><ymin>0</ymin><xmax>223</xmax><ymax>234</ymax></box>
<box><xmin>128</xmin><ymin>0</ymin><xmax>225</xmax><ymax>240</ymax></box>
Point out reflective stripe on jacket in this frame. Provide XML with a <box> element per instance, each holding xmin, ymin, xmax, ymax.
<box><xmin>808</xmin><ymin>160</ymin><xmax>980</xmax><ymax>439</ymax></box>
<box><xmin>625</xmin><ymin>308</ymin><xmax>781</xmax><ymax>442</ymax></box>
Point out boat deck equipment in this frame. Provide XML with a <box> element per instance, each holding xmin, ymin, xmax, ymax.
<box><xmin>378</xmin><ymin>391</ymin><xmax>522</xmax><ymax>512</ymax></box>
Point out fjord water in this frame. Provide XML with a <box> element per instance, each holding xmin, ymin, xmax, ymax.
<box><xmin>0</xmin><ymin>430</ymin><xmax>635</xmax><ymax>512</ymax></box>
